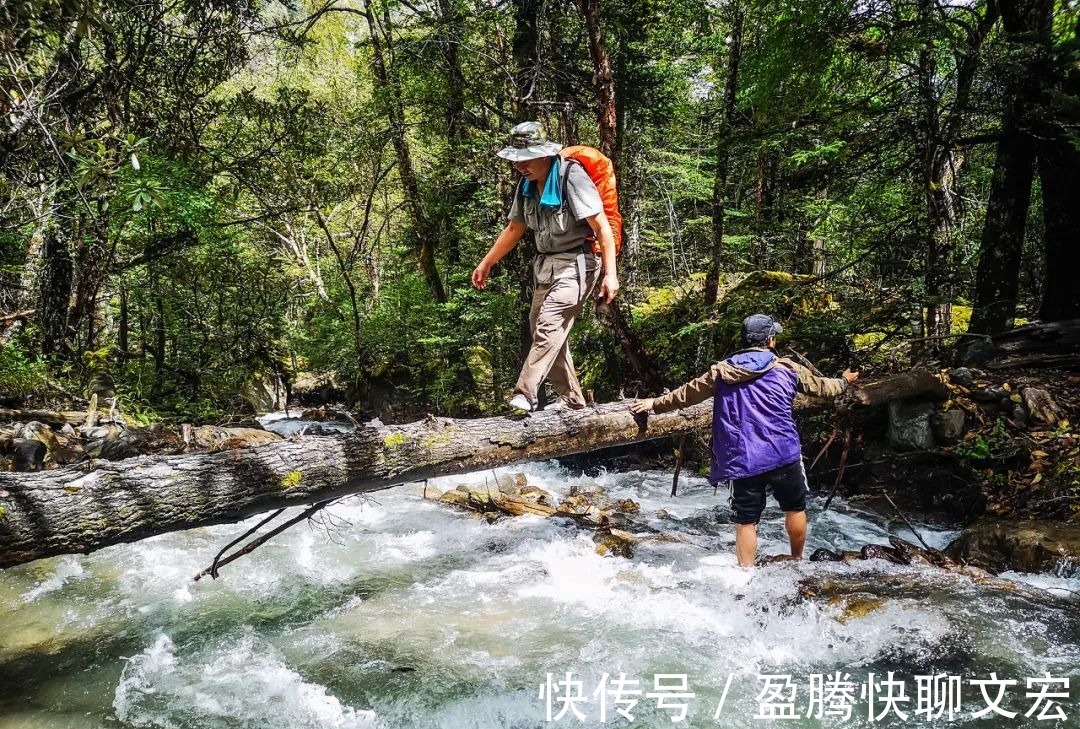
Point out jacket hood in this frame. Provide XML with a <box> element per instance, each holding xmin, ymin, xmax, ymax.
<box><xmin>716</xmin><ymin>348</ymin><xmax>778</xmax><ymax>384</ymax></box>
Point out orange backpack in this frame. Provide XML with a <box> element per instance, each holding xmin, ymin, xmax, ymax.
<box><xmin>560</xmin><ymin>146</ymin><xmax>623</xmax><ymax>256</ymax></box>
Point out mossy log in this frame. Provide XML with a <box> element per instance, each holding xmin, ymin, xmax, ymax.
<box><xmin>0</xmin><ymin>371</ymin><xmax>948</xmax><ymax>568</ymax></box>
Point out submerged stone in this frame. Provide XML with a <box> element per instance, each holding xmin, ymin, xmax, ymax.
<box><xmin>947</xmin><ymin>518</ymin><xmax>1080</xmax><ymax>576</ymax></box>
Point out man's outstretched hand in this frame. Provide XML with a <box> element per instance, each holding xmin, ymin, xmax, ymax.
<box><xmin>629</xmin><ymin>398</ymin><xmax>655</xmax><ymax>415</ymax></box>
<box><xmin>841</xmin><ymin>369</ymin><xmax>860</xmax><ymax>385</ymax></box>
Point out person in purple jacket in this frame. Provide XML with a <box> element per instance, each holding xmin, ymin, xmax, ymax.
<box><xmin>629</xmin><ymin>314</ymin><xmax>859</xmax><ymax>567</ymax></box>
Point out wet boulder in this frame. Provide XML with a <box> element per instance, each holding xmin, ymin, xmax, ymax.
<box><xmin>593</xmin><ymin>527</ymin><xmax>635</xmax><ymax>558</ymax></box>
<box><xmin>20</xmin><ymin>421</ymin><xmax>83</xmax><ymax>466</ymax></box>
<box><xmin>947</xmin><ymin>519</ymin><xmax>1080</xmax><ymax>576</ymax></box>
<box><xmin>494</xmin><ymin>472</ymin><xmax>528</xmax><ymax>496</ymax></box>
<box><xmin>810</xmin><ymin>548</ymin><xmax>843</xmax><ymax>562</ymax></box>
<box><xmin>948</xmin><ymin>367</ymin><xmax>974</xmax><ymax>389</ymax></box>
<box><xmin>887</xmin><ymin>400</ymin><xmax>936</xmax><ymax>451</ymax></box>
<box><xmin>0</xmin><ymin>434</ymin><xmax>45</xmax><ymax>471</ymax></box>
<box><xmin>826</xmin><ymin>593</ymin><xmax>887</xmax><ymax>624</ymax></box>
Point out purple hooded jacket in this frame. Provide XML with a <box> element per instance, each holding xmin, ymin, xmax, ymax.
<box><xmin>649</xmin><ymin>348</ymin><xmax>847</xmax><ymax>483</ymax></box>
<box><xmin>709</xmin><ymin>349</ymin><xmax>800</xmax><ymax>481</ymax></box>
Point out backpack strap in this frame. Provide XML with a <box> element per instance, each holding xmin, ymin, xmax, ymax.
<box><xmin>557</xmin><ymin>156</ymin><xmax>578</xmax><ymax>214</ymax></box>
<box><xmin>557</xmin><ymin>157</ymin><xmax>592</xmax><ymax>297</ymax></box>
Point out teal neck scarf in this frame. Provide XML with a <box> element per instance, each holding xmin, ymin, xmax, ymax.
<box><xmin>521</xmin><ymin>157</ymin><xmax>562</xmax><ymax>209</ymax></box>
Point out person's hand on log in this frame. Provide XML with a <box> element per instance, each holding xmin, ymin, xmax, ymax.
<box><xmin>629</xmin><ymin>398</ymin><xmax>655</xmax><ymax>415</ymax></box>
<box><xmin>841</xmin><ymin>369</ymin><xmax>860</xmax><ymax>385</ymax></box>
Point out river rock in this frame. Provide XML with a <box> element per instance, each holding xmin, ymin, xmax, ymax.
<box><xmin>946</xmin><ymin>519</ymin><xmax>1080</xmax><ymax>576</ymax></box>
<box><xmin>594</xmin><ymin>528</ymin><xmax>634</xmax><ymax>558</ymax></box>
<box><xmin>887</xmin><ymin>400</ymin><xmax>936</xmax><ymax>451</ymax></box>
<box><xmin>930</xmin><ymin>409</ymin><xmax>966</xmax><ymax>443</ymax></box>
<box><xmin>0</xmin><ymin>435</ymin><xmax>45</xmax><ymax>471</ymax></box>
<box><xmin>495</xmin><ymin>472</ymin><xmax>527</xmax><ymax>495</ymax></box>
<box><xmin>948</xmin><ymin>367</ymin><xmax>974</xmax><ymax>389</ymax></box>
<box><xmin>968</xmin><ymin>386</ymin><xmax>1007</xmax><ymax>403</ymax></box>
<box><xmin>242</xmin><ymin>373</ymin><xmax>286</xmax><ymax>414</ymax></box>
<box><xmin>827</xmin><ymin>593</ymin><xmax>887</xmax><ymax>624</ymax></box>
<box><xmin>20</xmin><ymin>421</ymin><xmax>83</xmax><ymax>465</ymax></box>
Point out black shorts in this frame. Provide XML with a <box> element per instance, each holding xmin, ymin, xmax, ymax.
<box><xmin>729</xmin><ymin>460</ymin><xmax>808</xmax><ymax>525</ymax></box>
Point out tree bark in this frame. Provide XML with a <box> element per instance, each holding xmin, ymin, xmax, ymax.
<box><xmin>0</xmin><ymin>372</ymin><xmax>954</xmax><ymax>568</ymax></box>
<box><xmin>1036</xmin><ymin>12</ymin><xmax>1080</xmax><ymax>323</ymax></box>
<box><xmin>37</xmin><ymin>227</ymin><xmax>74</xmax><ymax>356</ymax></box>
<box><xmin>968</xmin><ymin>0</ymin><xmax>1051</xmax><ymax>334</ymax></box>
<box><xmin>1037</xmin><ymin>139</ymin><xmax>1080</xmax><ymax>322</ymax></box>
<box><xmin>703</xmin><ymin>1</ymin><xmax>743</xmax><ymax>307</ymax></box>
<box><xmin>0</xmin><ymin>401</ymin><xmax>709</xmax><ymax>567</ymax></box>
<box><xmin>923</xmin><ymin>0</ymin><xmax>998</xmax><ymax>342</ymax></box>
<box><xmin>362</xmin><ymin>0</ymin><xmax>447</xmax><ymax>303</ymax></box>
<box><xmin>435</xmin><ymin>0</ymin><xmax>473</xmax><ymax>268</ymax></box>
<box><xmin>574</xmin><ymin>0</ymin><xmax>617</xmax><ymax>159</ymax></box>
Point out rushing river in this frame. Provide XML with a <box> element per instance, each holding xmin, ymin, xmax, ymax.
<box><xmin>1</xmin><ymin>428</ymin><xmax>1078</xmax><ymax>728</ymax></box>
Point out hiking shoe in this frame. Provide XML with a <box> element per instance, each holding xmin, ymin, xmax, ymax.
<box><xmin>508</xmin><ymin>393</ymin><xmax>534</xmax><ymax>412</ymax></box>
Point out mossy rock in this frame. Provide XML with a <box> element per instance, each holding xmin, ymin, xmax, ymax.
<box><xmin>827</xmin><ymin>593</ymin><xmax>888</xmax><ymax>624</ymax></box>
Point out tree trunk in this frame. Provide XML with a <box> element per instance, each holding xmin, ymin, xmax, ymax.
<box><xmin>37</xmin><ymin>227</ymin><xmax>73</xmax><ymax>356</ymax></box>
<box><xmin>0</xmin><ymin>401</ymin><xmax>709</xmax><ymax>567</ymax></box>
<box><xmin>572</xmin><ymin>0</ymin><xmax>665</xmax><ymax>391</ymax></box>
<box><xmin>509</xmin><ymin>0</ymin><xmax>543</xmax><ymax>373</ymax></box>
<box><xmin>703</xmin><ymin>2</ymin><xmax>743</xmax><ymax>306</ymax></box>
<box><xmin>1036</xmin><ymin>20</ymin><xmax>1080</xmax><ymax>323</ymax></box>
<box><xmin>0</xmin><ymin>372</ymin><xmax>948</xmax><ymax>568</ymax></box>
<box><xmin>925</xmin><ymin>1</ymin><xmax>997</xmax><ymax>341</ymax></box>
<box><xmin>574</xmin><ymin>0</ymin><xmax>617</xmax><ymax>159</ymax></box>
<box><xmin>363</xmin><ymin>0</ymin><xmax>447</xmax><ymax>303</ymax></box>
<box><xmin>1037</xmin><ymin>140</ymin><xmax>1080</xmax><ymax>322</ymax></box>
<box><xmin>968</xmin><ymin>0</ymin><xmax>1051</xmax><ymax>334</ymax></box>
<box><xmin>593</xmin><ymin>300</ymin><xmax>667</xmax><ymax>392</ymax></box>
<box><xmin>117</xmin><ymin>284</ymin><xmax>129</xmax><ymax>362</ymax></box>
<box><xmin>435</xmin><ymin>0</ymin><xmax>472</xmax><ymax>269</ymax></box>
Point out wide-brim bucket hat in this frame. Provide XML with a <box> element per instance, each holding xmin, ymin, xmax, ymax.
<box><xmin>496</xmin><ymin>121</ymin><xmax>563</xmax><ymax>162</ymax></box>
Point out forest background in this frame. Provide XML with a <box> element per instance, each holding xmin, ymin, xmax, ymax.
<box><xmin>2</xmin><ymin>0</ymin><xmax>1077</xmax><ymax>423</ymax></box>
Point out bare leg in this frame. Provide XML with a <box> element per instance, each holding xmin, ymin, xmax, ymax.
<box><xmin>735</xmin><ymin>523</ymin><xmax>757</xmax><ymax>567</ymax></box>
<box><xmin>785</xmin><ymin>511</ymin><xmax>807</xmax><ymax>559</ymax></box>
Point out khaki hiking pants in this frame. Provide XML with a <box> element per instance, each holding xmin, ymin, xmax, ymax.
<box><xmin>514</xmin><ymin>252</ymin><xmax>599</xmax><ymax>408</ymax></box>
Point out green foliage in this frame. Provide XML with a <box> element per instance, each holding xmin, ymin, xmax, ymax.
<box><xmin>956</xmin><ymin>419</ymin><xmax>1010</xmax><ymax>462</ymax></box>
<box><xmin>0</xmin><ymin>339</ymin><xmax>47</xmax><ymax>398</ymax></box>
<box><xmin>0</xmin><ymin>0</ymin><xmax>1066</xmax><ymax>422</ymax></box>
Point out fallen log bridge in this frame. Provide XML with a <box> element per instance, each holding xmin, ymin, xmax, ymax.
<box><xmin>0</xmin><ymin>372</ymin><xmax>946</xmax><ymax>568</ymax></box>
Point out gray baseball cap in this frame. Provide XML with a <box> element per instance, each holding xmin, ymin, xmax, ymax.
<box><xmin>496</xmin><ymin>121</ymin><xmax>563</xmax><ymax>162</ymax></box>
<box><xmin>742</xmin><ymin>314</ymin><xmax>783</xmax><ymax>346</ymax></box>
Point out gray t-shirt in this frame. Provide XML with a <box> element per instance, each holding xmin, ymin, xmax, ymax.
<box><xmin>508</xmin><ymin>160</ymin><xmax>603</xmax><ymax>254</ymax></box>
